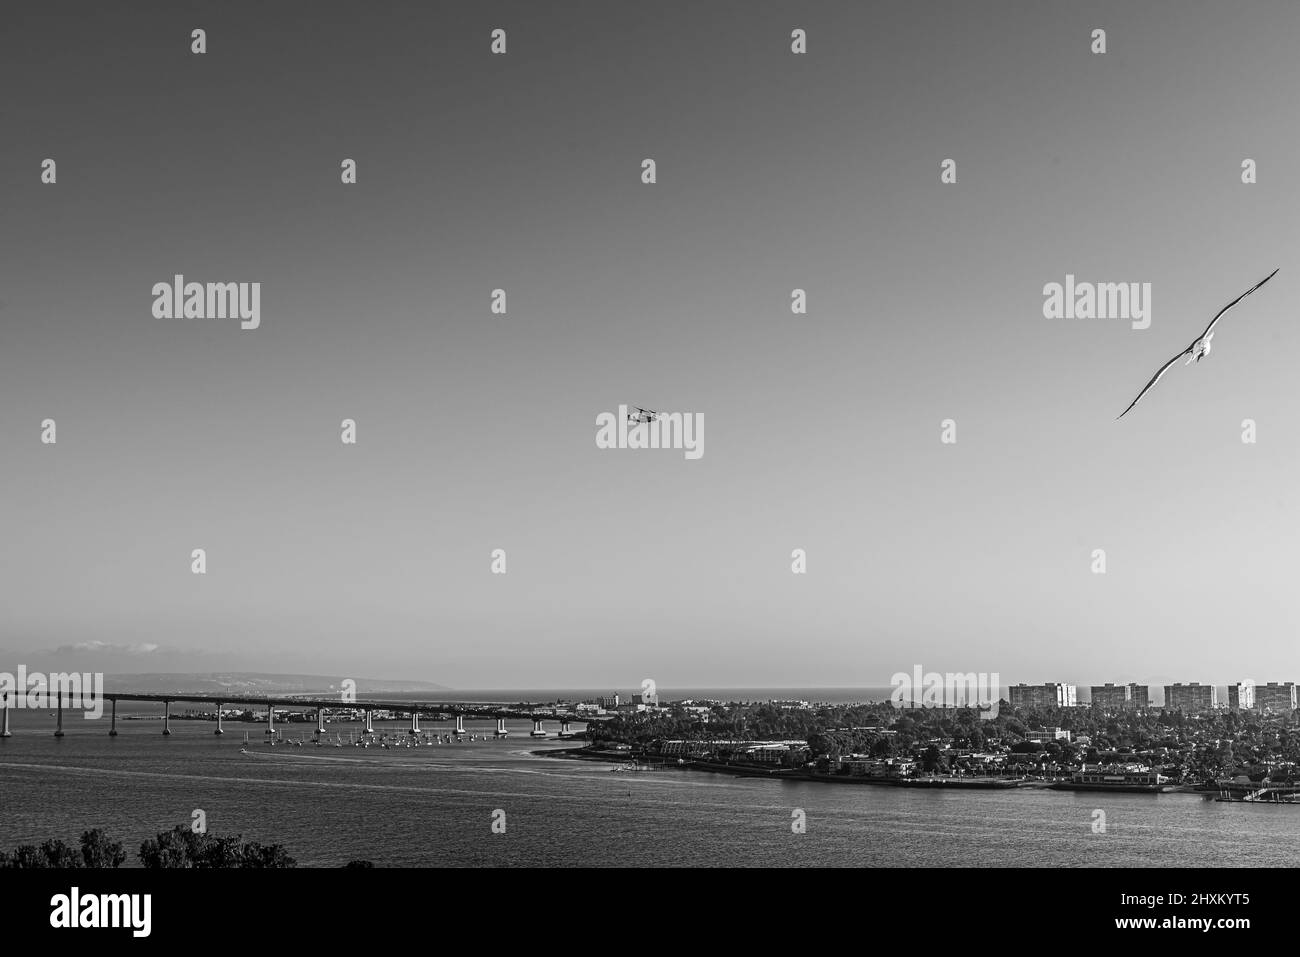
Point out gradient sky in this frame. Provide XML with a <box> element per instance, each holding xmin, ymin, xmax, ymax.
<box><xmin>2</xmin><ymin>1</ymin><xmax>1298</xmax><ymax>689</ymax></box>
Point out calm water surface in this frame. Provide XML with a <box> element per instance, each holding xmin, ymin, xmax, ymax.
<box><xmin>1</xmin><ymin>710</ymin><xmax>1296</xmax><ymax>867</ymax></box>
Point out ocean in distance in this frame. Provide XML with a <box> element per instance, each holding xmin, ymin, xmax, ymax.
<box><xmin>2</xmin><ymin>700</ymin><xmax>1299</xmax><ymax>867</ymax></box>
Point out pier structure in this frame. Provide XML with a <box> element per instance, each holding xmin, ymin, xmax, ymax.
<box><xmin>1241</xmin><ymin>784</ymin><xmax>1300</xmax><ymax>803</ymax></box>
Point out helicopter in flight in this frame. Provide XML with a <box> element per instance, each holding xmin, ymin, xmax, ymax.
<box><xmin>627</xmin><ymin>406</ymin><xmax>660</xmax><ymax>425</ymax></box>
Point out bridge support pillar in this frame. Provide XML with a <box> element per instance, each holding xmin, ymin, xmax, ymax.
<box><xmin>109</xmin><ymin>698</ymin><xmax>118</xmax><ymax>736</ymax></box>
<box><xmin>454</xmin><ymin>714</ymin><xmax>465</xmax><ymax>736</ymax></box>
<box><xmin>363</xmin><ymin>710</ymin><xmax>374</xmax><ymax>734</ymax></box>
<box><xmin>409</xmin><ymin>711</ymin><xmax>420</xmax><ymax>735</ymax></box>
<box><xmin>265</xmin><ymin>704</ymin><xmax>275</xmax><ymax>735</ymax></box>
<box><xmin>214</xmin><ymin>704</ymin><xmax>223</xmax><ymax>735</ymax></box>
<box><xmin>495</xmin><ymin>717</ymin><xmax>508</xmax><ymax>738</ymax></box>
<box><xmin>560</xmin><ymin>719</ymin><xmax>572</xmax><ymax>737</ymax></box>
<box><xmin>162</xmin><ymin>701</ymin><xmax>171</xmax><ymax>736</ymax></box>
<box><xmin>530</xmin><ymin>718</ymin><xmax>546</xmax><ymax>738</ymax></box>
<box><xmin>1</xmin><ymin>693</ymin><xmax>10</xmax><ymax>737</ymax></box>
<box><xmin>316</xmin><ymin>708</ymin><xmax>327</xmax><ymax>738</ymax></box>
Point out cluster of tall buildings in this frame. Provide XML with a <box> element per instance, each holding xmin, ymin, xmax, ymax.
<box><xmin>1007</xmin><ymin>681</ymin><xmax>1297</xmax><ymax>714</ymax></box>
<box><xmin>1158</xmin><ymin>681</ymin><xmax>1299</xmax><ymax>714</ymax></box>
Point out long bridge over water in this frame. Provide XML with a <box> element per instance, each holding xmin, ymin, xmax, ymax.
<box><xmin>0</xmin><ymin>690</ymin><xmax>604</xmax><ymax>741</ymax></box>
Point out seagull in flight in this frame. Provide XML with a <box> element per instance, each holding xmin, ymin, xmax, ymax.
<box><xmin>1117</xmin><ymin>268</ymin><xmax>1279</xmax><ymax>419</ymax></box>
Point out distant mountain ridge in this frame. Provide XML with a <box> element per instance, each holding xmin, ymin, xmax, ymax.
<box><xmin>97</xmin><ymin>673</ymin><xmax>450</xmax><ymax>695</ymax></box>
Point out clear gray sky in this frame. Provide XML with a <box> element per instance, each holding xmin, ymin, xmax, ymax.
<box><xmin>2</xmin><ymin>1</ymin><xmax>1298</xmax><ymax>689</ymax></box>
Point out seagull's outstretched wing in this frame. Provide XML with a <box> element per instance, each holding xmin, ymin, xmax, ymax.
<box><xmin>1117</xmin><ymin>346</ymin><xmax>1193</xmax><ymax>419</ymax></box>
<box><xmin>1118</xmin><ymin>268</ymin><xmax>1279</xmax><ymax>419</ymax></box>
<box><xmin>1197</xmin><ymin>267</ymin><xmax>1279</xmax><ymax>342</ymax></box>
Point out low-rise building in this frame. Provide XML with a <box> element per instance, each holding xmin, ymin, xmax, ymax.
<box><xmin>1026</xmin><ymin>727</ymin><xmax>1072</xmax><ymax>743</ymax></box>
<box><xmin>838</xmin><ymin>755</ymin><xmax>915</xmax><ymax>778</ymax></box>
<box><xmin>738</xmin><ymin>741</ymin><xmax>811</xmax><ymax>765</ymax></box>
<box><xmin>656</xmin><ymin>739</ymin><xmax>713</xmax><ymax>757</ymax></box>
